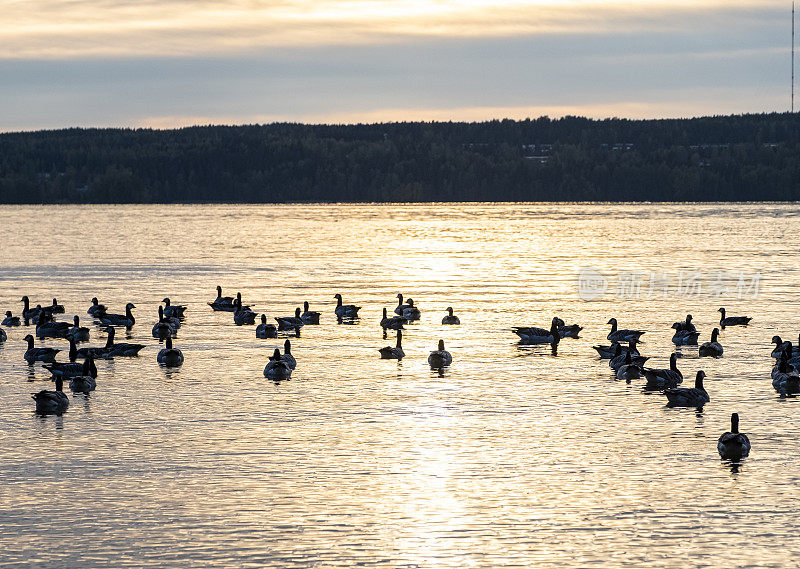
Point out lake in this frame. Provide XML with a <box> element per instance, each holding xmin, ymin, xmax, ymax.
<box><xmin>1</xmin><ymin>202</ymin><xmax>799</xmax><ymax>567</ymax></box>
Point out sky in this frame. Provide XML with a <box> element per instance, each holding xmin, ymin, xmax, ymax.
<box><xmin>0</xmin><ymin>0</ymin><xmax>793</xmax><ymax>131</ymax></box>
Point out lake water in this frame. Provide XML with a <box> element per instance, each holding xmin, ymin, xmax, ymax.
<box><xmin>1</xmin><ymin>203</ymin><xmax>799</xmax><ymax>567</ymax></box>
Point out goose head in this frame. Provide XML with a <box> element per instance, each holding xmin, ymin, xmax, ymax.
<box><xmin>125</xmin><ymin>303</ymin><xmax>136</xmax><ymax>311</ymax></box>
<box><xmin>23</xmin><ymin>334</ymin><xmax>34</xmax><ymax>347</ymax></box>
<box><xmin>711</xmin><ymin>328</ymin><xmax>720</xmax><ymax>342</ymax></box>
<box><xmin>217</xmin><ymin>286</ymin><xmax>223</xmax><ymax>296</ymax></box>
<box><xmin>607</xmin><ymin>318</ymin><xmax>618</xmax><ymax>329</ymax></box>
<box><xmin>5</xmin><ymin>311</ymin><xmax>12</xmax><ymax>317</ymax></box>
<box><xmin>55</xmin><ymin>376</ymin><xmax>64</xmax><ymax>393</ymax></box>
<box><xmin>718</xmin><ymin>307</ymin><xmax>726</xmax><ymax>316</ymax></box>
<box><xmin>165</xmin><ymin>337</ymin><xmax>173</xmax><ymax>350</ymax></box>
<box><xmin>73</xmin><ymin>315</ymin><xmax>80</xmax><ymax>326</ymax></box>
<box><xmin>406</xmin><ymin>298</ymin><xmax>415</xmax><ymax>307</ymax></box>
<box><xmin>162</xmin><ymin>297</ymin><xmax>171</xmax><ymax>306</ymax></box>
<box><xmin>437</xmin><ymin>339</ymin><xmax>445</xmax><ymax>351</ymax></box>
<box><xmin>91</xmin><ymin>297</ymin><xmax>99</xmax><ymax>306</ymax></box>
<box><xmin>686</xmin><ymin>314</ymin><xmax>693</xmax><ymax>323</ymax></box>
<box><xmin>304</xmin><ymin>301</ymin><xmax>310</xmax><ymax>311</ymax></box>
<box><xmin>772</xmin><ymin>335</ymin><xmax>783</xmax><ymax>345</ymax></box>
<box><xmin>396</xmin><ymin>293</ymin><xmax>403</xmax><ymax>303</ymax></box>
<box><xmin>260</xmin><ymin>314</ymin><xmax>267</xmax><ymax>324</ymax></box>
<box><xmin>730</xmin><ymin>413</ymin><xmax>740</xmax><ymax>433</ymax></box>
<box><xmin>446</xmin><ymin>307</ymin><xmax>454</xmax><ymax>316</ymax></box>
<box><xmin>553</xmin><ymin>317</ymin><xmax>565</xmax><ymax>327</ymax></box>
<box><xmin>669</xmin><ymin>352</ymin><xmax>678</xmax><ymax>370</ymax></box>
<box><xmin>284</xmin><ymin>339</ymin><xmax>291</xmax><ymax>354</ymax></box>
<box><xmin>294</xmin><ymin>307</ymin><xmax>301</xmax><ymax>318</ymax></box>
<box><xmin>695</xmin><ymin>370</ymin><xmax>706</xmax><ymax>389</ymax></box>
<box><xmin>270</xmin><ymin>348</ymin><xmax>282</xmax><ymax>361</ymax></box>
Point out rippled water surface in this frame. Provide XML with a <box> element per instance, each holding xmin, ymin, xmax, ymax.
<box><xmin>2</xmin><ymin>203</ymin><xmax>800</xmax><ymax>567</ymax></box>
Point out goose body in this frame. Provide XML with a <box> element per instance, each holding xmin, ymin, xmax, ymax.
<box><xmin>69</xmin><ymin>357</ymin><xmax>97</xmax><ymax>393</ymax></box>
<box><xmin>609</xmin><ymin>342</ymin><xmax>648</xmax><ymax>370</ymax></box>
<box><xmin>35</xmin><ymin>314</ymin><xmax>71</xmax><ymax>339</ymax></box>
<box><xmin>718</xmin><ymin>307</ymin><xmax>751</xmax><ymax>327</ymax></box>
<box><xmin>642</xmin><ymin>353</ymin><xmax>683</xmax><ymax>389</ymax></box>
<box><xmin>554</xmin><ymin>317</ymin><xmax>582</xmax><ymax>338</ymax></box>
<box><xmin>281</xmin><ymin>339</ymin><xmax>297</xmax><ymax>369</ymax></box>
<box><xmin>672</xmin><ymin>314</ymin><xmax>696</xmax><ymax>333</ymax></box>
<box><xmin>65</xmin><ymin>315</ymin><xmax>90</xmax><ymax>342</ymax></box>
<box><xmin>264</xmin><ymin>348</ymin><xmax>292</xmax><ymax>379</ymax></box>
<box><xmin>772</xmin><ymin>355</ymin><xmax>800</xmax><ymax>395</ymax></box>
<box><xmin>334</xmin><ymin>294</ymin><xmax>360</xmax><ymax>319</ymax></box>
<box><xmin>233</xmin><ymin>295</ymin><xmax>257</xmax><ymax>326</ymax></box>
<box><xmin>428</xmin><ymin>339</ymin><xmax>452</xmax><ymax>368</ymax></box>
<box><xmin>107</xmin><ymin>326</ymin><xmax>146</xmax><ymax>357</ymax></box>
<box><xmin>100</xmin><ymin>303</ymin><xmax>136</xmax><ymax>328</ymax></box>
<box><xmin>607</xmin><ymin>318</ymin><xmax>645</xmax><ymax>343</ymax></box>
<box><xmin>77</xmin><ymin>327</ymin><xmax>117</xmax><ymax>359</ymax></box>
<box><xmin>442</xmin><ymin>307</ymin><xmax>460</xmax><ymax>325</ymax></box>
<box><xmin>49</xmin><ymin>298</ymin><xmax>65</xmax><ymax>314</ymax></box>
<box><xmin>379</xmin><ymin>329</ymin><xmax>405</xmax><ymax>359</ymax></box>
<box><xmin>161</xmin><ymin>297</ymin><xmax>186</xmax><ymax>319</ymax></box>
<box><xmin>664</xmin><ymin>370</ymin><xmax>710</xmax><ymax>407</ymax></box>
<box><xmin>615</xmin><ymin>350</ymin><xmax>643</xmax><ymax>380</ymax></box>
<box><xmin>157</xmin><ymin>337</ymin><xmax>184</xmax><ymax>366</ymax></box>
<box><xmin>381</xmin><ymin>308</ymin><xmax>406</xmax><ymax>331</ymax></box>
<box><xmin>593</xmin><ymin>342</ymin><xmax>641</xmax><ymax>359</ymax></box>
<box><xmin>87</xmin><ymin>297</ymin><xmax>107</xmax><ymax>317</ymax></box>
<box><xmin>256</xmin><ymin>314</ymin><xmax>278</xmax><ymax>339</ymax></box>
<box><xmin>152</xmin><ymin>306</ymin><xmax>178</xmax><ymax>339</ymax></box>
<box><xmin>699</xmin><ymin>328</ymin><xmax>724</xmax><ymax>357</ymax></box>
<box><xmin>32</xmin><ymin>377</ymin><xmax>69</xmax><ymax>415</ymax></box>
<box><xmin>300</xmin><ymin>302</ymin><xmax>320</xmax><ymax>325</ymax></box>
<box><xmin>275</xmin><ymin>308</ymin><xmax>304</xmax><ymax>332</ymax></box>
<box><xmin>22</xmin><ymin>334</ymin><xmax>60</xmax><ymax>363</ymax></box>
<box><xmin>671</xmin><ymin>326</ymin><xmax>700</xmax><ymax>346</ymax></box>
<box><xmin>401</xmin><ymin>299</ymin><xmax>421</xmax><ymax>321</ymax></box>
<box><xmin>717</xmin><ymin>413</ymin><xmax>751</xmax><ymax>460</ymax></box>
<box><xmin>208</xmin><ymin>286</ymin><xmax>237</xmax><ymax>311</ymax></box>
<box><xmin>513</xmin><ymin>318</ymin><xmax>560</xmax><ymax>345</ymax></box>
<box><xmin>2</xmin><ymin>311</ymin><xmax>20</xmax><ymax>327</ymax></box>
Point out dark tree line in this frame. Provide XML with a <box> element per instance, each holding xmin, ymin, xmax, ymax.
<box><xmin>1</xmin><ymin>113</ymin><xmax>799</xmax><ymax>203</ymax></box>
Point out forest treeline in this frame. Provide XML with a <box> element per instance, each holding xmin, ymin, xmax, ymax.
<box><xmin>1</xmin><ymin>113</ymin><xmax>799</xmax><ymax>203</ymax></box>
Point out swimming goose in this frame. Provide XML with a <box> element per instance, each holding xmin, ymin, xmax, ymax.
<box><xmin>87</xmin><ymin>297</ymin><xmax>107</xmax><ymax>317</ymax></box>
<box><xmin>65</xmin><ymin>315</ymin><xmax>90</xmax><ymax>342</ymax></box>
<box><xmin>21</xmin><ymin>296</ymin><xmax>41</xmax><ymax>322</ymax></box>
<box><xmin>157</xmin><ymin>337</ymin><xmax>184</xmax><ymax>366</ymax></box>
<box><xmin>442</xmin><ymin>307</ymin><xmax>460</xmax><ymax>325</ymax></box>
<box><xmin>264</xmin><ymin>348</ymin><xmax>292</xmax><ymax>380</ymax></box>
<box><xmin>699</xmin><ymin>328</ymin><xmax>724</xmax><ymax>357</ymax></box>
<box><xmin>771</xmin><ymin>352</ymin><xmax>800</xmax><ymax>395</ymax></box>
<box><xmin>615</xmin><ymin>350</ymin><xmax>643</xmax><ymax>380</ymax></box>
<box><xmin>2</xmin><ymin>311</ymin><xmax>21</xmax><ymax>326</ymax></box>
<box><xmin>208</xmin><ymin>285</ymin><xmax>237</xmax><ymax>311</ymax></box>
<box><xmin>718</xmin><ymin>307</ymin><xmax>751</xmax><ymax>327</ymax></box>
<box><xmin>152</xmin><ymin>306</ymin><xmax>178</xmax><ymax>339</ymax></box>
<box><xmin>717</xmin><ymin>413</ymin><xmax>751</xmax><ymax>460</ymax></box>
<box><xmin>69</xmin><ymin>357</ymin><xmax>97</xmax><ymax>393</ymax></box>
<box><xmin>275</xmin><ymin>308</ymin><xmax>305</xmax><ymax>332</ymax></box>
<box><xmin>770</xmin><ymin>336</ymin><xmax>799</xmax><ymax>358</ymax></box>
<box><xmin>381</xmin><ymin>308</ymin><xmax>406</xmax><ymax>331</ymax></box>
<box><xmin>32</xmin><ymin>377</ymin><xmax>69</xmax><ymax>415</ymax></box>
<box><xmin>256</xmin><ymin>314</ymin><xmax>278</xmax><ymax>338</ymax></box>
<box><xmin>379</xmin><ymin>329</ymin><xmax>405</xmax><ymax>359</ymax></box>
<box><xmin>642</xmin><ymin>353</ymin><xmax>683</xmax><ymax>389</ymax></box>
<box><xmin>513</xmin><ymin>318</ymin><xmax>560</xmax><ymax>345</ymax></box>
<box><xmin>401</xmin><ymin>299</ymin><xmax>421</xmax><ymax>321</ymax></box>
<box><xmin>106</xmin><ymin>327</ymin><xmax>146</xmax><ymax>357</ymax></box>
<box><xmin>671</xmin><ymin>323</ymin><xmax>700</xmax><ymax>346</ymax></box>
<box><xmin>49</xmin><ymin>298</ymin><xmax>65</xmax><ymax>314</ymax></box>
<box><xmin>609</xmin><ymin>342</ymin><xmax>648</xmax><ymax>370</ymax></box>
<box><xmin>606</xmin><ymin>318</ymin><xmax>645</xmax><ymax>343</ymax></box>
<box><xmin>554</xmin><ymin>317</ymin><xmax>582</xmax><ymax>338</ymax></box>
<box><xmin>22</xmin><ymin>334</ymin><xmax>60</xmax><ymax>363</ymax></box>
<box><xmin>45</xmin><ymin>339</ymin><xmax>97</xmax><ymax>379</ymax></box>
<box><xmin>428</xmin><ymin>339</ymin><xmax>453</xmax><ymax>368</ymax></box>
<box><xmin>301</xmin><ymin>301</ymin><xmax>321</xmax><ymax>325</ymax></box>
<box><xmin>35</xmin><ymin>313</ymin><xmax>72</xmax><ymax>339</ymax></box>
<box><xmin>281</xmin><ymin>339</ymin><xmax>297</xmax><ymax>369</ymax></box>
<box><xmin>672</xmin><ymin>314</ymin><xmax>697</xmax><ymax>333</ymax></box>
<box><xmin>233</xmin><ymin>296</ymin><xmax>258</xmax><ymax>326</ymax></box>
<box><xmin>593</xmin><ymin>342</ymin><xmax>641</xmax><ymax>359</ymax></box>
<box><xmin>394</xmin><ymin>294</ymin><xmax>407</xmax><ymax>316</ymax></box>
<box><xmin>664</xmin><ymin>370</ymin><xmax>710</xmax><ymax>407</ymax></box>
<box><xmin>76</xmin><ymin>327</ymin><xmax>117</xmax><ymax>359</ymax></box>
<box><xmin>100</xmin><ymin>303</ymin><xmax>136</xmax><ymax>328</ymax></box>
<box><xmin>333</xmin><ymin>294</ymin><xmax>360</xmax><ymax>319</ymax></box>
<box><xmin>162</xmin><ymin>297</ymin><xmax>186</xmax><ymax>319</ymax></box>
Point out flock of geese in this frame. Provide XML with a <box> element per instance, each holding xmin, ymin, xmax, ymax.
<box><xmin>3</xmin><ymin>288</ymin><xmax>782</xmax><ymax>462</ymax></box>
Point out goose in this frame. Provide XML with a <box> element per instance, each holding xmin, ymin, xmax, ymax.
<box><xmin>672</xmin><ymin>314</ymin><xmax>696</xmax><ymax>333</ymax></box>
<box><xmin>281</xmin><ymin>339</ymin><xmax>297</xmax><ymax>369</ymax></box>
<box><xmin>615</xmin><ymin>350</ymin><xmax>643</xmax><ymax>380</ymax></box>
<box><xmin>333</xmin><ymin>294</ymin><xmax>360</xmax><ymax>319</ymax></box>
<box><xmin>664</xmin><ymin>370</ymin><xmax>710</xmax><ymax>407</ymax></box>
<box><xmin>442</xmin><ymin>307</ymin><xmax>460</xmax><ymax>325</ymax></box>
<box><xmin>208</xmin><ymin>286</ymin><xmax>236</xmax><ymax>311</ymax></box>
<box><xmin>256</xmin><ymin>314</ymin><xmax>278</xmax><ymax>339</ymax></box>
<box><xmin>21</xmin><ymin>296</ymin><xmax>42</xmax><ymax>322</ymax></box>
<box><xmin>22</xmin><ymin>334</ymin><xmax>60</xmax><ymax>363</ymax></box>
<box><xmin>770</xmin><ymin>336</ymin><xmax>799</xmax><ymax>358</ymax></box>
<box><xmin>379</xmin><ymin>329</ymin><xmax>405</xmax><ymax>359</ymax></box>
<box><xmin>152</xmin><ymin>306</ymin><xmax>178</xmax><ymax>339</ymax></box>
<box><xmin>2</xmin><ymin>311</ymin><xmax>21</xmax><ymax>326</ymax></box>
<box><xmin>428</xmin><ymin>339</ymin><xmax>453</xmax><ymax>368</ymax></box>
<box><xmin>157</xmin><ymin>337</ymin><xmax>184</xmax><ymax>366</ymax></box>
<box><xmin>275</xmin><ymin>308</ymin><xmax>304</xmax><ymax>332</ymax></box>
<box><xmin>717</xmin><ymin>413</ymin><xmax>751</xmax><ymax>460</ymax></box>
<box><xmin>264</xmin><ymin>348</ymin><xmax>292</xmax><ymax>380</ymax></box>
<box><xmin>642</xmin><ymin>353</ymin><xmax>682</xmax><ymax>389</ymax></box>
<box><xmin>606</xmin><ymin>318</ymin><xmax>645</xmax><ymax>343</ymax></box>
<box><xmin>100</xmin><ymin>303</ymin><xmax>136</xmax><ymax>328</ymax></box>
<box><xmin>782</xmin><ymin>341</ymin><xmax>800</xmax><ymax>367</ymax></box>
<box><xmin>718</xmin><ymin>307</ymin><xmax>751</xmax><ymax>327</ymax></box>
<box><xmin>69</xmin><ymin>357</ymin><xmax>97</xmax><ymax>393</ymax></box>
<box><xmin>671</xmin><ymin>324</ymin><xmax>700</xmax><ymax>346</ymax></box>
<box><xmin>106</xmin><ymin>327</ymin><xmax>146</xmax><ymax>357</ymax></box>
<box><xmin>593</xmin><ymin>342</ymin><xmax>641</xmax><ymax>359</ymax></box>
<box><xmin>300</xmin><ymin>301</ymin><xmax>320</xmax><ymax>325</ymax></box>
<box><xmin>49</xmin><ymin>298</ymin><xmax>65</xmax><ymax>314</ymax></box>
<box><xmin>609</xmin><ymin>342</ymin><xmax>648</xmax><ymax>370</ymax></box>
<box><xmin>65</xmin><ymin>315</ymin><xmax>90</xmax><ymax>342</ymax></box>
<box><xmin>394</xmin><ymin>294</ymin><xmax>407</xmax><ymax>316</ymax></box>
<box><xmin>29</xmin><ymin>305</ymin><xmax>52</xmax><ymax>325</ymax></box>
<box><xmin>401</xmin><ymin>299</ymin><xmax>421</xmax><ymax>321</ymax></box>
<box><xmin>32</xmin><ymin>377</ymin><xmax>69</xmax><ymax>415</ymax></box>
<box><xmin>513</xmin><ymin>318</ymin><xmax>560</xmax><ymax>345</ymax></box>
<box><xmin>162</xmin><ymin>297</ymin><xmax>186</xmax><ymax>319</ymax></box>
<box><xmin>381</xmin><ymin>308</ymin><xmax>406</xmax><ymax>331</ymax></box>
<box><xmin>554</xmin><ymin>317</ymin><xmax>582</xmax><ymax>338</ymax></box>
<box><xmin>699</xmin><ymin>328</ymin><xmax>724</xmax><ymax>357</ymax></box>
<box><xmin>772</xmin><ymin>353</ymin><xmax>800</xmax><ymax>395</ymax></box>
<box><xmin>87</xmin><ymin>297</ymin><xmax>107</xmax><ymax>317</ymax></box>
<box><xmin>45</xmin><ymin>339</ymin><xmax>97</xmax><ymax>379</ymax></box>
<box><xmin>35</xmin><ymin>313</ymin><xmax>71</xmax><ymax>339</ymax></box>
<box><xmin>233</xmin><ymin>295</ymin><xmax>257</xmax><ymax>326</ymax></box>
<box><xmin>76</xmin><ymin>327</ymin><xmax>117</xmax><ymax>359</ymax></box>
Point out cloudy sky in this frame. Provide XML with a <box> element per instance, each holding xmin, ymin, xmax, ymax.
<box><xmin>0</xmin><ymin>0</ymin><xmax>792</xmax><ymax>131</ymax></box>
